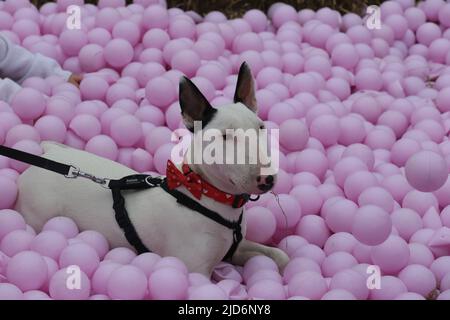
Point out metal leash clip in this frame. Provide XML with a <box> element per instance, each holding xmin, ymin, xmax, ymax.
<box><xmin>65</xmin><ymin>165</ymin><xmax>110</xmax><ymax>189</ymax></box>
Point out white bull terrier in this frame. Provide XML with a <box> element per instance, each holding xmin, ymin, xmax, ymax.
<box><xmin>15</xmin><ymin>63</ymin><xmax>289</xmax><ymax>276</ymax></box>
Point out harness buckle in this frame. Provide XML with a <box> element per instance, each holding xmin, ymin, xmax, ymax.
<box><xmin>145</xmin><ymin>176</ymin><xmax>162</xmax><ymax>187</ymax></box>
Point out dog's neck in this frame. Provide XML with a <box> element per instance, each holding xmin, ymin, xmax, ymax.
<box><xmin>170</xmin><ymin>159</ymin><xmax>244</xmax><ymax>221</ymax></box>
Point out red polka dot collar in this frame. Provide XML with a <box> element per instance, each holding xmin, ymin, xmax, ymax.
<box><xmin>166</xmin><ymin>160</ymin><xmax>250</xmax><ymax>209</ymax></box>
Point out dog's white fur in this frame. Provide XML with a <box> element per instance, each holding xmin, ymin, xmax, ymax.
<box><xmin>15</xmin><ymin>64</ymin><xmax>289</xmax><ymax>276</ymax></box>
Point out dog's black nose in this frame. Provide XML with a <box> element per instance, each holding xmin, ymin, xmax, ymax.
<box><xmin>257</xmin><ymin>175</ymin><xmax>274</xmax><ymax>191</ymax></box>
<box><xmin>257</xmin><ymin>183</ymin><xmax>274</xmax><ymax>191</ymax></box>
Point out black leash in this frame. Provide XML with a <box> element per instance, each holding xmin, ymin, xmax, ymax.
<box><xmin>0</xmin><ymin>145</ymin><xmax>245</xmax><ymax>260</ymax></box>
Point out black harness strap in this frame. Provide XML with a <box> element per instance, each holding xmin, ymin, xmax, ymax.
<box><xmin>0</xmin><ymin>145</ymin><xmax>245</xmax><ymax>260</ymax></box>
<box><xmin>108</xmin><ymin>175</ymin><xmax>162</xmax><ymax>255</ymax></box>
<box><xmin>159</xmin><ymin>180</ymin><xmax>243</xmax><ymax>261</ymax></box>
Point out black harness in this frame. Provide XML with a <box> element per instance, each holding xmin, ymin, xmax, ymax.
<box><xmin>0</xmin><ymin>145</ymin><xmax>250</xmax><ymax>261</ymax></box>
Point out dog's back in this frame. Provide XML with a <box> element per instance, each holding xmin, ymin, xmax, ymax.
<box><xmin>15</xmin><ymin>141</ymin><xmax>140</xmax><ymax>247</ymax></box>
<box><xmin>15</xmin><ymin>142</ymin><xmax>234</xmax><ymax>274</ymax></box>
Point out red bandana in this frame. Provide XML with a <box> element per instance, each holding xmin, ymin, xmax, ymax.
<box><xmin>166</xmin><ymin>160</ymin><xmax>248</xmax><ymax>208</ymax></box>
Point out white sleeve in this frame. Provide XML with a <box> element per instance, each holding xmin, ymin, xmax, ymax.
<box><xmin>0</xmin><ymin>35</ymin><xmax>72</xmax><ymax>84</ymax></box>
<box><xmin>0</xmin><ymin>78</ymin><xmax>22</xmax><ymax>103</ymax></box>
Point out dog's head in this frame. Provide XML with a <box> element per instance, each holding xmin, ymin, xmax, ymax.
<box><xmin>178</xmin><ymin>62</ymin><xmax>277</xmax><ymax>195</ymax></box>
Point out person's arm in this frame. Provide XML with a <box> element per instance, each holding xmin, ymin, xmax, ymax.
<box><xmin>0</xmin><ymin>34</ymin><xmax>72</xmax><ymax>84</ymax></box>
<box><xmin>0</xmin><ymin>78</ymin><xmax>22</xmax><ymax>103</ymax></box>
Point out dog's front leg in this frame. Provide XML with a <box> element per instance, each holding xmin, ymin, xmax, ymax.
<box><xmin>231</xmin><ymin>239</ymin><xmax>289</xmax><ymax>271</ymax></box>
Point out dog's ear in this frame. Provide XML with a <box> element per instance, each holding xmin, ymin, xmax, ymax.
<box><xmin>234</xmin><ymin>62</ymin><xmax>257</xmax><ymax>113</ymax></box>
<box><xmin>179</xmin><ymin>76</ymin><xmax>217</xmax><ymax>132</ymax></box>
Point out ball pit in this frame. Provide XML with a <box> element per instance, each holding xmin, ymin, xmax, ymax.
<box><xmin>0</xmin><ymin>0</ymin><xmax>450</xmax><ymax>300</ymax></box>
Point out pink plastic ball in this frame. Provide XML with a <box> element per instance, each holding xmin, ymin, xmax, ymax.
<box><xmin>49</xmin><ymin>268</ymin><xmax>91</xmax><ymax>300</ymax></box>
<box><xmin>60</xmin><ymin>29</ymin><xmax>88</xmax><ymax>57</ymax></box>
<box><xmin>104</xmin><ymin>39</ymin><xmax>134</xmax><ymax>68</ymax></box>
<box><xmin>104</xmin><ymin>247</ymin><xmax>136</xmax><ymax>264</ymax></box>
<box><xmin>85</xmin><ymin>135</ymin><xmax>119</xmax><ymax>161</ymax></box>
<box><xmin>145</xmin><ymin>77</ymin><xmax>177</xmax><ymax>109</ymax></box>
<box><xmin>76</xmin><ymin>230</ymin><xmax>109</xmax><ymax>259</ymax></box>
<box><xmin>148</xmin><ymin>267</ymin><xmax>189</xmax><ymax>300</ymax></box>
<box><xmin>42</xmin><ymin>217</ymin><xmax>79</xmax><ymax>238</ymax></box>
<box><xmin>272</xmin><ymin>4</ymin><xmax>298</xmax><ymax>29</ymax></box>
<box><xmin>6</xmin><ymin>251</ymin><xmax>47</xmax><ymax>291</ymax></box>
<box><xmin>153</xmin><ymin>143</ymin><xmax>175</xmax><ymax>174</ymax></box>
<box><xmin>331</xmin><ymin>44</ymin><xmax>359</xmax><ymax>70</ymax></box>
<box><xmin>416</xmin><ymin>22</ymin><xmax>442</xmax><ymax>46</ymax></box>
<box><xmin>69</xmin><ymin>114</ymin><xmax>101</xmax><ymax>142</ymax></box>
<box><xmin>352</xmin><ymin>205</ymin><xmax>392</xmax><ymax>246</ymax></box>
<box><xmin>0</xmin><ymin>230</ymin><xmax>34</xmax><ymax>257</ymax></box>
<box><xmin>265</xmin><ymin>194</ymin><xmax>302</xmax><ymax>230</ymax></box>
<box><xmin>152</xmin><ymin>256</ymin><xmax>188</xmax><ymax>275</ymax></box>
<box><xmin>295</xmin><ymin>215</ymin><xmax>330</xmax><ymax>247</ymax></box>
<box><xmin>322</xmin><ymin>252</ymin><xmax>358</xmax><ymax>278</ymax></box>
<box><xmin>59</xmin><ymin>243</ymin><xmax>100</xmax><ymax>278</ymax></box>
<box><xmin>168</xmin><ymin>17</ymin><xmax>196</xmax><ymax>40</ymax></box>
<box><xmin>131</xmin><ymin>252</ymin><xmax>161</xmax><ymax>277</ymax></box>
<box><xmin>358</xmin><ymin>187</ymin><xmax>394</xmax><ymax>213</ymax></box>
<box><xmin>310</xmin><ymin>114</ymin><xmax>340</xmax><ymax>147</ymax></box>
<box><xmin>371</xmin><ymin>235</ymin><xmax>410</xmax><ymax>274</ymax></box>
<box><xmin>290</xmin><ymin>185</ymin><xmax>323</xmax><ymax>215</ymax></box>
<box><xmin>248</xmin><ymin>279</ymin><xmax>286</xmax><ymax>300</ymax></box>
<box><xmin>23</xmin><ymin>290</ymin><xmax>51</xmax><ymax>300</ymax></box>
<box><xmin>0</xmin><ymin>283</ymin><xmax>24</xmax><ymax>300</ymax></box>
<box><xmin>244</xmin><ymin>206</ymin><xmax>277</xmax><ymax>244</ymax></box>
<box><xmin>30</xmin><ymin>230</ymin><xmax>68</xmax><ymax>261</ymax></box>
<box><xmin>405</xmin><ymin>151</ymin><xmax>448</xmax><ymax>192</ymax></box>
<box><xmin>329</xmin><ymin>269</ymin><xmax>369</xmax><ymax>300</ymax></box>
<box><xmin>142</xmin><ymin>28</ymin><xmax>170</xmax><ymax>49</ymax></box>
<box><xmin>106</xmin><ymin>83</ymin><xmax>136</xmax><ymax>105</ymax></box>
<box><xmin>78</xmin><ymin>44</ymin><xmax>105</xmax><ymax>72</ymax></box>
<box><xmin>87</xmin><ymin>28</ymin><xmax>112</xmax><ymax>46</ymax></box>
<box><xmin>398</xmin><ymin>264</ymin><xmax>437</xmax><ymax>297</ymax></box>
<box><xmin>143</xmin><ymin>5</ymin><xmax>169</xmax><ymax>30</ymax></box>
<box><xmin>243</xmin><ymin>9</ymin><xmax>268</xmax><ymax>32</ymax></box>
<box><xmin>110</xmin><ymin>115</ymin><xmax>142</xmax><ymax>147</ymax></box>
<box><xmin>430</xmin><ymin>257</ymin><xmax>450</xmax><ymax>283</ymax></box>
<box><xmin>370</xmin><ymin>275</ymin><xmax>407</xmax><ymax>300</ymax></box>
<box><xmin>10</xmin><ymin>88</ymin><xmax>45</xmax><ymax>121</ymax></box>
<box><xmin>0</xmin><ymin>209</ymin><xmax>26</xmax><ymax>241</ymax></box>
<box><xmin>233</xmin><ymin>32</ymin><xmax>264</xmax><ymax>54</ymax></box>
<box><xmin>107</xmin><ymin>265</ymin><xmax>147</xmax><ymax>300</ymax></box>
<box><xmin>277</xmin><ymin>235</ymin><xmax>308</xmax><ymax>257</ymax></box>
<box><xmin>0</xmin><ymin>176</ymin><xmax>18</xmax><ymax>209</ymax></box>
<box><xmin>402</xmin><ymin>190</ymin><xmax>439</xmax><ymax>217</ymax></box>
<box><xmin>34</xmin><ymin>115</ymin><xmax>66</xmax><ymax>143</ymax></box>
<box><xmin>437</xmin><ymin>88</ymin><xmax>450</xmax><ymax>112</ymax></box>
<box><xmin>288</xmin><ymin>271</ymin><xmax>327</xmax><ymax>299</ymax></box>
<box><xmin>80</xmin><ymin>76</ymin><xmax>109</xmax><ymax>101</ymax></box>
<box><xmin>112</xmin><ymin>20</ymin><xmax>140</xmax><ymax>46</ymax></box>
<box><xmin>291</xmin><ymin>244</ymin><xmax>326</xmax><ymax>265</ymax></box>
<box><xmin>294</xmin><ymin>149</ymin><xmax>328</xmax><ymax>180</ymax></box>
<box><xmin>282</xmin><ymin>257</ymin><xmax>320</xmax><ymax>283</ymax></box>
<box><xmin>279</xmin><ymin>119</ymin><xmax>309</xmax><ymax>151</ymax></box>
<box><xmin>171</xmin><ymin>50</ymin><xmax>201</xmax><ymax>78</ymax></box>
<box><xmin>91</xmin><ymin>261</ymin><xmax>121</xmax><ymax>295</ymax></box>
